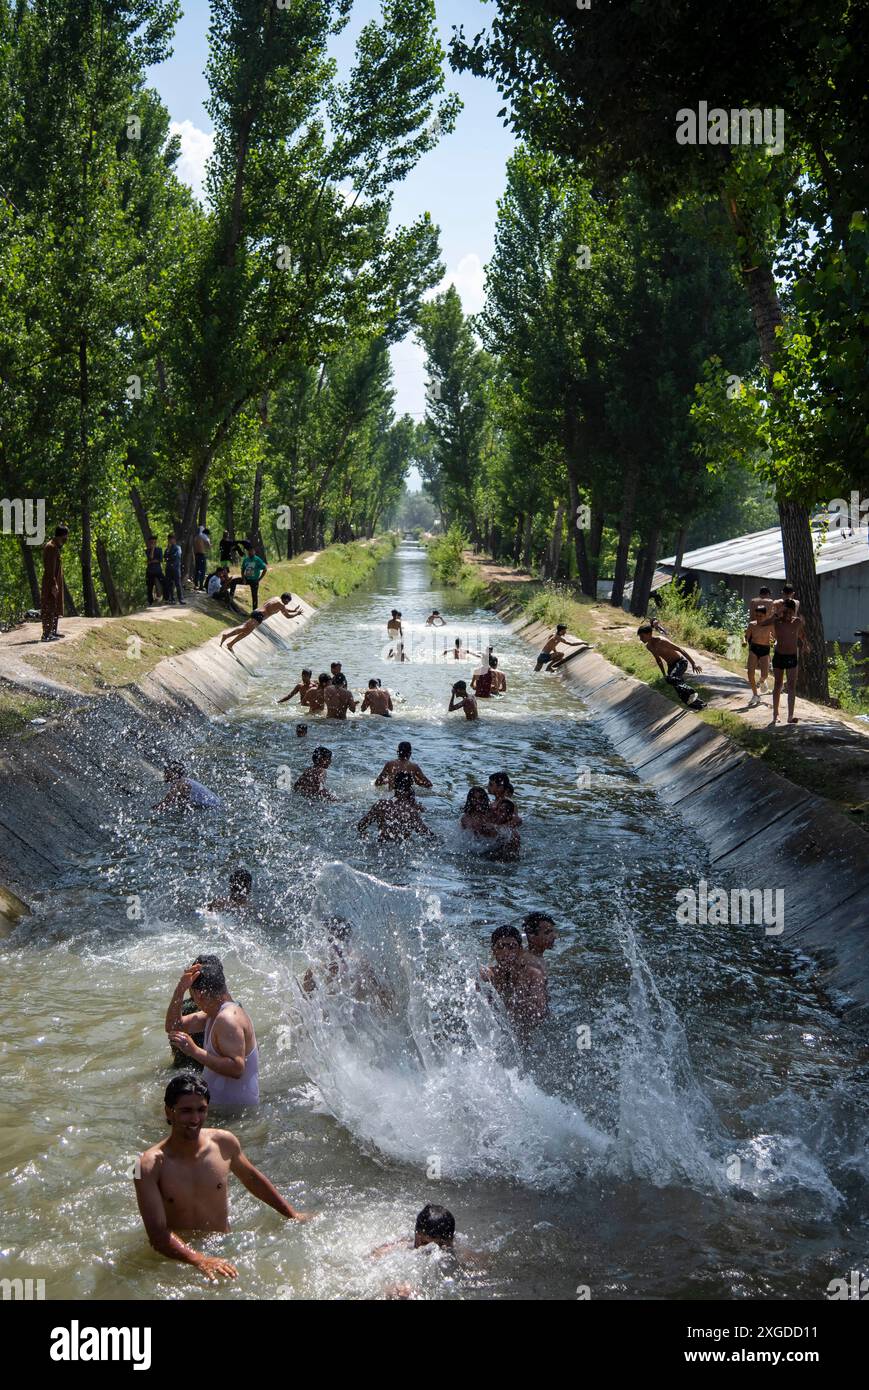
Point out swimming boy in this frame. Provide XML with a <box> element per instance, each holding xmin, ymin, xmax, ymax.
<box><xmin>374</xmin><ymin>742</ymin><xmax>433</xmax><ymax>789</ymax></box>
<box><xmin>448</xmin><ymin>681</ymin><xmax>478</xmax><ymax>721</ymax></box>
<box><xmin>294</xmin><ymin>746</ymin><xmax>336</xmax><ymax>799</ymax></box>
<box><xmin>301</xmin><ymin>673</ymin><xmax>331</xmax><ymax>714</ymax></box>
<box><xmin>361</xmin><ymin>680</ymin><xmax>394</xmax><ymax>716</ymax></box>
<box><xmin>166</xmin><ymin>956</ymin><xmax>259</xmax><ymax>1106</ymax></box>
<box><xmin>134</xmin><ymin>1075</ymin><xmax>309</xmax><ymax>1280</ymax></box>
<box><xmin>357</xmin><ymin>770</ymin><xmax>435</xmax><ymax>843</ymax></box>
<box><xmin>479</xmin><ymin>925</ymin><xmax>548</xmax><ymax>1037</ymax></box>
<box><xmin>278</xmin><ymin>669</ymin><xmax>313</xmax><ymax>704</ymax></box>
<box><xmin>207</xmin><ymin>869</ymin><xmax>253</xmax><ymax>913</ymax></box>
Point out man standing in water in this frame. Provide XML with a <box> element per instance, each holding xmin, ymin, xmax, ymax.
<box><xmin>479</xmin><ymin>926</ymin><xmax>548</xmax><ymax>1038</ymax></box>
<box><xmin>219</xmin><ymin>593</ymin><xmax>302</xmax><ymax>653</ymax></box>
<box><xmin>166</xmin><ymin>956</ymin><xmax>260</xmax><ymax>1106</ymax></box>
<box><xmin>302</xmin><ymin>672</ymin><xmax>331</xmax><ymax>714</ymax></box>
<box><xmin>772</xmin><ymin>599</ymin><xmax>810</xmax><ymax>725</ymax></box>
<box><xmin>448</xmin><ymin>680</ymin><xmax>478</xmax><ymax>721</ymax></box>
<box><xmin>134</xmin><ymin>1075</ymin><xmax>310</xmax><ymax>1280</ymax></box>
<box><xmin>40</xmin><ymin>523</ymin><xmax>69</xmax><ymax>640</ymax></box>
<box><xmin>324</xmin><ymin>672</ymin><xmax>357</xmax><ymax>719</ymax></box>
<box><xmin>361</xmin><ymin>680</ymin><xmax>394</xmax><ymax>716</ymax></box>
<box><xmin>294</xmin><ymin>746</ymin><xmax>336</xmax><ymax>799</ymax></box>
<box><xmin>278</xmin><ymin>668</ymin><xmax>313</xmax><ymax>705</ymax></box>
<box><xmin>357</xmin><ymin>770</ymin><xmax>435</xmax><ymax>842</ymax></box>
<box><xmin>374</xmin><ymin>742</ymin><xmax>433</xmax><ymax>789</ymax></box>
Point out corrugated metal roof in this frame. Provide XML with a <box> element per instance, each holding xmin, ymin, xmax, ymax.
<box><xmin>660</xmin><ymin>524</ymin><xmax>869</xmax><ymax>579</ymax></box>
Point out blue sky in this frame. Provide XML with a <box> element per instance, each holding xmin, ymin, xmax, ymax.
<box><xmin>147</xmin><ymin>0</ymin><xmax>514</xmax><ymax>444</ymax></box>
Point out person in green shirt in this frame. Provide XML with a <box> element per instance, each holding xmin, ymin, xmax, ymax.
<box><xmin>229</xmin><ymin>541</ymin><xmax>268</xmax><ymax>611</ymax></box>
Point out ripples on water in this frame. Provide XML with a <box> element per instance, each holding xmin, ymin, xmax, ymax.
<box><xmin>1</xmin><ymin>544</ymin><xmax>867</xmax><ymax>1300</ymax></box>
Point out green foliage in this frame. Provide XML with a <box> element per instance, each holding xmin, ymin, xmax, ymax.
<box><xmin>426</xmin><ymin>522</ymin><xmax>469</xmax><ymax>583</ymax></box>
<box><xmin>828</xmin><ymin>644</ymin><xmax>869</xmax><ymax>716</ymax></box>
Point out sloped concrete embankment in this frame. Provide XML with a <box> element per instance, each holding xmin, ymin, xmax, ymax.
<box><xmin>0</xmin><ymin>605</ymin><xmax>311</xmax><ymax>931</ymax></box>
<box><xmin>495</xmin><ymin>598</ymin><xmax>869</xmax><ymax>1017</ymax></box>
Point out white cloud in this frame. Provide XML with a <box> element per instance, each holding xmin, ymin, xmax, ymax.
<box><xmin>170</xmin><ymin>120</ymin><xmax>214</xmax><ymax>204</ymax></box>
<box><xmin>435</xmin><ymin>252</ymin><xmax>486</xmax><ymax>315</ymax></box>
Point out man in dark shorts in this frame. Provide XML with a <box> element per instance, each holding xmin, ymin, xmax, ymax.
<box><xmin>772</xmin><ymin>599</ymin><xmax>810</xmax><ymax>725</ymax></box>
<box><xmin>534</xmin><ymin>625</ymin><xmax>587</xmax><ymax>671</ymax></box>
<box><xmin>219</xmin><ymin>593</ymin><xmax>301</xmax><ymax>653</ymax></box>
<box><xmin>637</xmin><ymin>623</ymin><xmax>705</xmax><ymax>709</ymax></box>
<box><xmin>744</xmin><ymin>604</ymin><xmax>775</xmax><ymax>707</ymax></box>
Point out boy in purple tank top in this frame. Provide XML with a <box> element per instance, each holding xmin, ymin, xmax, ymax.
<box><xmin>165</xmin><ymin>955</ymin><xmax>260</xmax><ymax>1106</ymax></box>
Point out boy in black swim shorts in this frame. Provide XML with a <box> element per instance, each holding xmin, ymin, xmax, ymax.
<box><xmin>744</xmin><ymin>603</ymin><xmax>775</xmax><ymax>707</ymax></box>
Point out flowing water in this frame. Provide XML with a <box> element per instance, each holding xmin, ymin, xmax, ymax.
<box><xmin>2</xmin><ymin>542</ymin><xmax>867</xmax><ymax>1301</ymax></box>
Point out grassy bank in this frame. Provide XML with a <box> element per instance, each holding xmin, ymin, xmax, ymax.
<box><xmin>0</xmin><ymin>537</ymin><xmax>397</xmax><ymax>719</ymax></box>
<box><xmin>440</xmin><ymin>553</ymin><xmax>868</xmax><ymax>823</ymax></box>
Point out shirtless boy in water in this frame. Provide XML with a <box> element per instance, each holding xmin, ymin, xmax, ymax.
<box><xmin>357</xmin><ymin>770</ymin><xmax>435</xmax><ymax>843</ymax></box>
<box><xmin>361</xmin><ymin>680</ymin><xmax>394</xmax><ymax>716</ymax></box>
<box><xmin>134</xmin><ymin>1075</ymin><xmax>310</xmax><ymax>1281</ymax></box>
<box><xmin>301</xmin><ymin>673</ymin><xmax>331</xmax><ymax>714</ymax></box>
<box><xmin>294</xmin><ymin>746</ymin><xmax>336</xmax><ymax>799</ymax></box>
<box><xmin>278</xmin><ymin>669</ymin><xmax>313</xmax><ymax>704</ymax></box>
<box><xmin>374</xmin><ymin>741</ymin><xmax>433</xmax><ymax>789</ymax></box>
<box><xmin>772</xmin><ymin>599</ymin><xmax>810</xmax><ymax>725</ymax></box>
<box><xmin>448</xmin><ymin>681</ymin><xmax>478</xmax><ymax>721</ymax></box>
<box><xmin>324</xmin><ymin>674</ymin><xmax>357</xmax><ymax>719</ymax></box>
<box><xmin>220</xmin><ymin>594</ymin><xmax>301</xmax><ymax>652</ymax></box>
<box><xmin>479</xmin><ymin>925</ymin><xmax>548</xmax><ymax>1038</ymax></box>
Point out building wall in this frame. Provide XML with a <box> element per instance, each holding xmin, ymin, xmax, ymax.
<box><xmin>673</xmin><ymin>564</ymin><xmax>869</xmax><ymax>643</ymax></box>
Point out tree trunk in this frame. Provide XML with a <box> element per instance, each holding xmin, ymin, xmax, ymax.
<box><xmin>547</xmin><ymin>504</ymin><xmax>564</xmax><ymax>580</ymax></box>
<box><xmin>522</xmin><ymin>513</ymin><xmax>533</xmax><ymax>568</ymax></box>
<box><xmin>198</xmin><ymin>489</ymin><xmax>209</xmax><ymax>528</ymax></box>
<box><xmin>95</xmin><ymin>538</ymin><xmax>122</xmax><ymax>616</ymax></box>
<box><xmin>779</xmin><ymin>499</ymin><xmax>829</xmax><ymax>700</ymax></box>
<box><xmin>79</xmin><ymin>493</ymin><xmax>99</xmax><ymax>617</ymax></box>
<box><xmin>63</xmin><ymin>579</ymin><xmax>79</xmax><ymax>617</ymax></box>
<box><xmin>674</xmin><ymin>526</ymin><xmax>686</xmax><ymax>574</ymax></box>
<box><xmin>588</xmin><ymin>508</ymin><xmax>604</xmax><ymax>593</ymax></box>
<box><xmin>610</xmin><ymin>467</ymin><xmax>637</xmax><ymax>608</ymax></box>
<box><xmin>630</xmin><ymin>527</ymin><xmax>660</xmax><ymax>617</ymax></box>
<box><xmin>250</xmin><ymin>462</ymin><xmax>263</xmax><ymax>549</ymax></box>
<box><xmin>225</xmin><ymin>485</ymin><xmax>236</xmax><ymax>540</ymax></box>
<box><xmin>20</xmin><ymin>536</ymin><xmax>40</xmax><ymax>606</ymax></box>
<box><xmin>726</xmin><ymin>191</ymin><xmax>828</xmax><ymax>701</ymax></box>
<box><xmin>129</xmin><ymin>486</ymin><xmax>152</xmax><ymax>545</ymax></box>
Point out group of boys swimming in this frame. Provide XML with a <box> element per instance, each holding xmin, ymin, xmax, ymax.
<box><xmin>135</xmin><ymin>600</ymin><xmax>562</xmax><ymax>1289</ymax></box>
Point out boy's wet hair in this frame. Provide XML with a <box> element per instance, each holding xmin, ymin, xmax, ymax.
<box><xmin>782</xmin><ymin>583</ymin><xmax>795</xmax><ymax>594</ymax></box>
<box><xmin>164</xmin><ymin>1074</ymin><xmax>210</xmax><ymax>1110</ymax></box>
<box><xmin>556</xmin><ymin>624</ymin><xmax>567</xmax><ymax>632</ymax></box>
<box><xmin>489</xmin><ymin>657</ymin><xmax>498</xmax><ymax>668</ymax></box>
<box><xmin>296</xmin><ymin>724</ymin><xmax>308</xmax><ymax>736</ymax></box>
<box><xmin>302</xmin><ymin>669</ymin><xmax>312</xmax><ymax>678</ymax></box>
<box><xmin>318</xmin><ymin>673</ymin><xmax>331</xmax><ymax>684</ymax></box>
<box><xmin>281</xmin><ymin>592</ymin><xmax>293</xmax><ymax>603</ymax></box>
<box><xmin>368</xmin><ymin>679</ymin><xmax>379</xmax><ymax>688</ymax></box>
<box><xmin>637</xmin><ymin>623</ymin><xmax>654</xmax><ymax>636</ymax></box>
<box><xmin>453</xmin><ymin>680</ymin><xmax>467</xmax><ymax>694</ymax></box>
<box><xmin>415</xmin><ymin>1204</ymin><xmax>455</xmax><ymax>1243</ymax></box>
<box><xmin>488</xmin><ymin>772</ymin><xmax>513</xmax><ymax>793</ymax></box>
<box><xmin>524</xmin><ymin>911</ymin><xmax>555</xmax><ymax>937</ymax></box>
<box><xmin>493</xmin><ymin>798</ymin><xmax>516</xmax><ymax>818</ymax></box>
<box><xmin>333</xmin><ymin>673</ymin><xmax>347</xmax><ymax>688</ymax></box>
<box><xmin>783</xmin><ymin>598</ymin><xmax>797</xmax><ymax>611</ymax></box>
<box><xmin>759</xmin><ymin>586</ymin><xmax>771</xmax><ymax>596</ymax></box>
<box><xmin>229</xmin><ymin>869</ymin><xmax>252</xmax><ymax>894</ymax></box>
<box><xmin>464</xmin><ymin>787</ymin><xmax>489</xmax><ymax>812</ymax></box>
<box><xmin>491</xmin><ymin>924</ymin><xmax>522</xmax><ymax>948</ymax></box>
<box><xmin>398</xmin><ymin>741</ymin><xmax>412</xmax><ymax>758</ymax></box>
<box><xmin>312</xmin><ymin>746</ymin><xmax>332</xmax><ymax>766</ymax></box>
<box><xmin>192</xmin><ymin>955</ymin><xmax>226</xmax><ymax>997</ymax></box>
